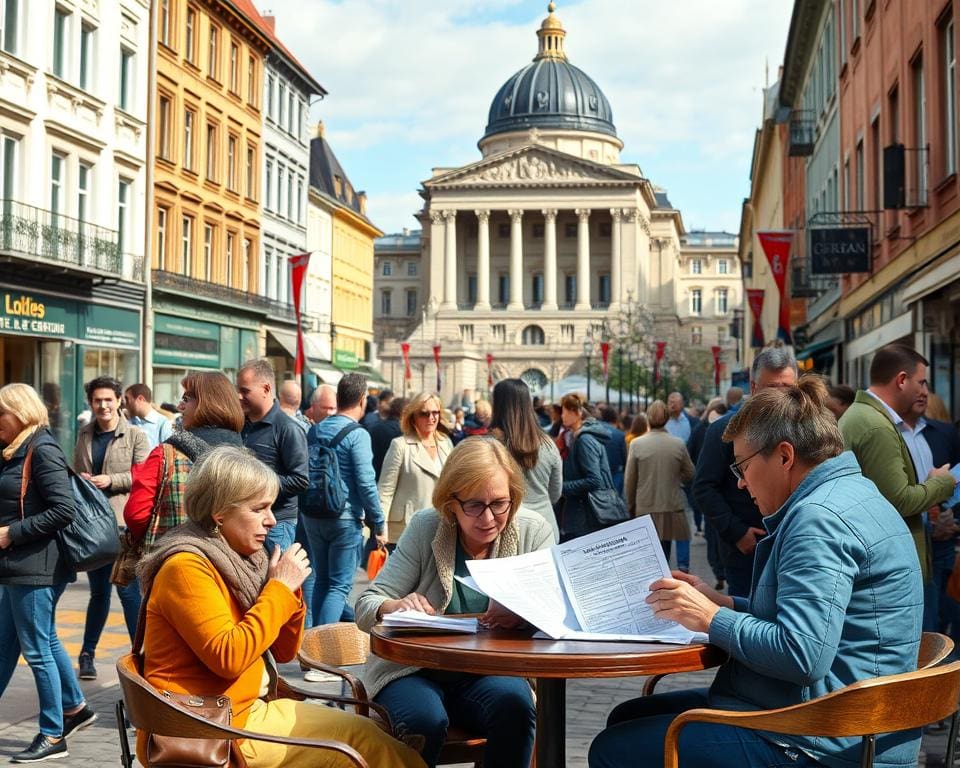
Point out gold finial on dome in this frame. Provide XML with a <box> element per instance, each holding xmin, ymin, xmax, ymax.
<box><xmin>536</xmin><ymin>1</ymin><xmax>566</xmax><ymax>60</ymax></box>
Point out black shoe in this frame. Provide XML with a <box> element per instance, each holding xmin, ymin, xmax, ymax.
<box><xmin>77</xmin><ymin>653</ymin><xmax>96</xmax><ymax>681</ymax></box>
<box><xmin>714</xmin><ymin>579</ymin><xmax>725</xmax><ymax>591</ymax></box>
<box><xmin>62</xmin><ymin>705</ymin><xmax>97</xmax><ymax>738</ymax></box>
<box><xmin>10</xmin><ymin>734</ymin><xmax>68</xmax><ymax>763</ymax></box>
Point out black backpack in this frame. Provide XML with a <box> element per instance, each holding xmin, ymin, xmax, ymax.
<box><xmin>303</xmin><ymin>422</ymin><xmax>362</xmax><ymax>518</ymax></box>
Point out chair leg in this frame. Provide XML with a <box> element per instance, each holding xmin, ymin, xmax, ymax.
<box><xmin>115</xmin><ymin>700</ymin><xmax>133</xmax><ymax>768</ymax></box>
<box><xmin>859</xmin><ymin>733</ymin><xmax>875</xmax><ymax>768</ymax></box>
<box><xmin>944</xmin><ymin>710</ymin><xmax>960</xmax><ymax>766</ymax></box>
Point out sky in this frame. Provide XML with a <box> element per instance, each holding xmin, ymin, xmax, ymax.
<box><xmin>257</xmin><ymin>1</ymin><xmax>793</xmax><ymax>236</ymax></box>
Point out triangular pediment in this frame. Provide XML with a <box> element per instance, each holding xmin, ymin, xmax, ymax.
<box><xmin>425</xmin><ymin>145</ymin><xmax>643</xmax><ymax>188</ymax></box>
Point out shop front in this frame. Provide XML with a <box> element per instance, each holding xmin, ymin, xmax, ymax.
<box><xmin>0</xmin><ymin>285</ymin><xmax>141</xmax><ymax>451</ymax></box>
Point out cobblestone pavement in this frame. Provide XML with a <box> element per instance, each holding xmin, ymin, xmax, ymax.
<box><xmin>0</xmin><ymin>527</ymin><xmax>952</xmax><ymax>766</ymax></box>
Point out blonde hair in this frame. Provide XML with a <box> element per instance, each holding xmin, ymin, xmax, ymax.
<box><xmin>432</xmin><ymin>438</ymin><xmax>525</xmax><ymax>525</ymax></box>
<box><xmin>401</xmin><ymin>392</ymin><xmax>450</xmax><ymax>437</ymax></box>
<box><xmin>723</xmin><ymin>375</ymin><xmax>843</xmax><ymax>465</ymax></box>
<box><xmin>0</xmin><ymin>383</ymin><xmax>50</xmax><ymax>429</ymax></box>
<box><xmin>646</xmin><ymin>400</ymin><xmax>668</xmax><ymax>429</ymax></box>
<box><xmin>184</xmin><ymin>445</ymin><xmax>280</xmax><ymax>533</ymax></box>
<box><xmin>473</xmin><ymin>399</ymin><xmax>492</xmax><ymax>423</ymax></box>
<box><xmin>927</xmin><ymin>392</ymin><xmax>951</xmax><ymax>422</ymax></box>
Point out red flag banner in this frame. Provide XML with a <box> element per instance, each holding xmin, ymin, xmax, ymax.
<box><xmin>433</xmin><ymin>344</ymin><xmax>442</xmax><ymax>392</ymax></box>
<box><xmin>756</xmin><ymin>232</ymin><xmax>793</xmax><ymax>344</ymax></box>
<box><xmin>600</xmin><ymin>341</ymin><xmax>611</xmax><ymax>378</ymax></box>
<box><xmin>288</xmin><ymin>253</ymin><xmax>311</xmax><ymax>376</ymax></box>
<box><xmin>486</xmin><ymin>353</ymin><xmax>494</xmax><ymax>389</ymax></box>
<box><xmin>746</xmin><ymin>289</ymin><xmax>766</xmax><ymax>349</ymax></box>
<box><xmin>400</xmin><ymin>342</ymin><xmax>411</xmax><ymax>385</ymax></box>
<box><xmin>711</xmin><ymin>345</ymin><xmax>722</xmax><ymax>387</ymax></box>
<box><xmin>654</xmin><ymin>341</ymin><xmax>667</xmax><ymax>384</ymax></box>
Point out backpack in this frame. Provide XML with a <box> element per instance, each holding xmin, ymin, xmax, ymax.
<box><xmin>303</xmin><ymin>422</ymin><xmax>362</xmax><ymax>518</ymax></box>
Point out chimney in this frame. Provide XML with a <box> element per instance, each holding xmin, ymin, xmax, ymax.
<box><xmin>314</xmin><ymin>121</ymin><xmax>325</xmax><ymax>139</ymax></box>
<box><xmin>262</xmin><ymin>14</ymin><xmax>276</xmax><ymax>34</ymax></box>
<box><xmin>358</xmin><ymin>192</ymin><xmax>367</xmax><ymax>215</ymax></box>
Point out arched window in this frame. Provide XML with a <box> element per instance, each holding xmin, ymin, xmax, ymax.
<box><xmin>520</xmin><ymin>368</ymin><xmax>548</xmax><ymax>392</ymax></box>
<box><xmin>521</xmin><ymin>325</ymin><xmax>545</xmax><ymax>345</ymax></box>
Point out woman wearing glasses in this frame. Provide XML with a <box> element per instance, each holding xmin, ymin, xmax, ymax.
<box><xmin>378</xmin><ymin>392</ymin><xmax>453</xmax><ymax>541</ymax></box>
<box><xmin>357</xmin><ymin>438</ymin><xmax>554</xmax><ymax>768</ymax></box>
<box><xmin>589</xmin><ymin>376</ymin><xmax>924</xmax><ymax>768</ymax></box>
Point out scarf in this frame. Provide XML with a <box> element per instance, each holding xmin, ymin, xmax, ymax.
<box><xmin>136</xmin><ymin>519</ymin><xmax>268</xmax><ymax>611</ymax></box>
<box><xmin>2</xmin><ymin>425</ymin><xmax>38</xmax><ymax>461</ymax></box>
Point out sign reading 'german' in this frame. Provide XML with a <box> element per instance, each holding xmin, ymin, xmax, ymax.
<box><xmin>809</xmin><ymin>227</ymin><xmax>872</xmax><ymax>274</ymax></box>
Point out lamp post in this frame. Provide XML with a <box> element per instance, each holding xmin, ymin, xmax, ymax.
<box><xmin>583</xmin><ymin>335</ymin><xmax>595</xmax><ymax>403</ymax></box>
<box><xmin>626</xmin><ymin>349</ymin><xmax>635</xmax><ymax>413</ymax></box>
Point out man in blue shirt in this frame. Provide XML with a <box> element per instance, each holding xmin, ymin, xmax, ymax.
<box><xmin>123</xmin><ymin>383</ymin><xmax>173</xmax><ymax>449</ymax></box>
<box><xmin>665</xmin><ymin>391</ymin><xmax>697</xmax><ymax>443</ymax></box>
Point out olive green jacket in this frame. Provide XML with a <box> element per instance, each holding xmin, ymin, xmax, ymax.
<box><xmin>838</xmin><ymin>390</ymin><xmax>955</xmax><ymax>579</ymax></box>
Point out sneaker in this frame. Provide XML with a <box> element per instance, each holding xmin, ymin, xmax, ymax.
<box><xmin>62</xmin><ymin>705</ymin><xmax>97</xmax><ymax>738</ymax></box>
<box><xmin>303</xmin><ymin>669</ymin><xmax>343</xmax><ymax>684</ymax></box>
<box><xmin>11</xmin><ymin>734</ymin><xmax>67</xmax><ymax>763</ymax></box>
<box><xmin>77</xmin><ymin>653</ymin><xmax>96</xmax><ymax>681</ymax></box>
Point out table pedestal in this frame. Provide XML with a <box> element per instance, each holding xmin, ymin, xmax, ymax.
<box><xmin>536</xmin><ymin>677</ymin><xmax>566</xmax><ymax>766</ymax></box>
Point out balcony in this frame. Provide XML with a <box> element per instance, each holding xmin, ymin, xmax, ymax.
<box><xmin>0</xmin><ymin>199</ymin><xmax>140</xmax><ymax>280</ymax></box>
<box><xmin>153</xmin><ymin>270</ymin><xmax>295</xmax><ymax>321</ymax></box>
<box><xmin>788</xmin><ymin>110</ymin><xmax>816</xmax><ymax>156</ymax></box>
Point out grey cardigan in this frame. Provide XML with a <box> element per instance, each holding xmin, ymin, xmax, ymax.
<box><xmin>355</xmin><ymin>506</ymin><xmax>554</xmax><ymax>698</ymax></box>
<box><xmin>521</xmin><ymin>439</ymin><xmax>562</xmax><ymax>542</ymax></box>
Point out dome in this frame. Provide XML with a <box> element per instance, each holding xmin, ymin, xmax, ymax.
<box><xmin>482</xmin><ymin>2</ymin><xmax>617</xmax><ymax>141</ymax></box>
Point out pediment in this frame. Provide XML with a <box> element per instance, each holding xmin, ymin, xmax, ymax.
<box><xmin>425</xmin><ymin>146</ymin><xmax>643</xmax><ymax>189</ymax></box>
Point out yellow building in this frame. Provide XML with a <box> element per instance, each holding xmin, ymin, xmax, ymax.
<box><xmin>310</xmin><ymin>128</ymin><xmax>384</xmax><ymax>381</ymax></box>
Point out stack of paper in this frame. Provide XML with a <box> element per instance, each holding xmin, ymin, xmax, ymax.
<box><xmin>380</xmin><ymin>609</ymin><xmax>479</xmax><ymax>634</ymax></box>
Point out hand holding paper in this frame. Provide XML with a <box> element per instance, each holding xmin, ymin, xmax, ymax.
<box><xmin>943</xmin><ymin>465</ymin><xmax>960</xmax><ymax>509</ymax></box>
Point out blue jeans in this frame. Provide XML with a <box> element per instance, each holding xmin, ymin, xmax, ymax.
<box><xmin>83</xmin><ymin>561</ymin><xmax>141</xmax><ymax>653</ymax></box>
<box><xmin>301</xmin><ymin>515</ymin><xmax>362</xmax><ymax>625</ymax></box>
<box><xmin>264</xmin><ymin>518</ymin><xmax>297</xmax><ymax>555</ymax></box>
<box><xmin>661</xmin><ymin>540</ymin><xmax>691</xmax><ymax>571</ymax></box>
<box><xmin>375</xmin><ymin>672</ymin><xmax>535</xmax><ymax>768</ymax></box>
<box><xmin>294</xmin><ymin>517</ymin><xmax>315</xmax><ymax>629</ymax></box>
<box><xmin>0</xmin><ymin>583</ymin><xmax>85</xmax><ymax>737</ymax></box>
<box><xmin>589</xmin><ymin>689</ymin><xmax>820</xmax><ymax>768</ymax></box>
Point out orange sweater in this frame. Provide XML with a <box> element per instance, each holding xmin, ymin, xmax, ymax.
<box><xmin>141</xmin><ymin>552</ymin><xmax>305</xmax><ymax>727</ymax></box>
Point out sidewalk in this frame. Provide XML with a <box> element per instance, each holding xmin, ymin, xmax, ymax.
<box><xmin>0</xmin><ymin>531</ymin><xmax>952</xmax><ymax>765</ymax></box>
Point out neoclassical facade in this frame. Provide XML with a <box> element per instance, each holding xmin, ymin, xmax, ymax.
<box><xmin>380</xmin><ymin>2</ymin><xmax>681</xmax><ymax>402</ymax></box>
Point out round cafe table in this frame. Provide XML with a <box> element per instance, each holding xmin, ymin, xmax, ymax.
<box><xmin>370</xmin><ymin>625</ymin><xmax>724</xmax><ymax>766</ymax></box>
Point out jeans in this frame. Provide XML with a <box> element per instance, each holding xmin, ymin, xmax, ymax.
<box><xmin>924</xmin><ymin>539</ymin><xmax>960</xmax><ymax>637</ymax></box>
<box><xmin>264</xmin><ymin>518</ymin><xmax>297</xmax><ymax>555</ymax></box>
<box><xmin>375</xmin><ymin>672</ymin><xmax>535</xmax><ymax>768</ymax></box>
<box><xmin>589</xmin><ymin>689</ymin><xmax>821</xmax><ymax>768</ymax></box>
<box><xmin>83</xmin><ymin>561</ymin><xmax>141</xmax><ymax>652</ymax></box>
<box><xmin>0</xmin><ymin>583</ymin><xmax>85</xmax><ymax>737</ymax></box>
<box><xmin>294</xmin><ymin>517</ymin><xmax>315</xmax><ymax>629</ymax></box>
<box><xmin>301</xmin><ymin>515</ymin><xmax>362</xmax><ymax>625</ymax></box>
<box><xmin>660</xmin><ymin>540</ymin><xmax>691</xmax><ymax>571</ymax></box>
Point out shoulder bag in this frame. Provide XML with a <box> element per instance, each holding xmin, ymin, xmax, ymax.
<box><xmin>577</xmin><ymin>434</ymin><xmax>630</xmax><ymax>527</ymax></box>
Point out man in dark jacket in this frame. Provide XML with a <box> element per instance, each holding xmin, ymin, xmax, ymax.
<box><xmin>370</xmin><ymin>397</ymin><xmax>404</xmax><ymax>480</ymax></box>
<box><xmin>362</xmin><ymin>389</ymin><xmax>393</xmax><ymax>430</ymax></box>
<box><xmin>561</xmin><ymin>415</ymin><xmax>614</xmax><ymax>541</ymax></box>
<box><xmin>598</xmin><ymin>407</ymin><xmax>627</xmax><ymax>494</ymax></box>
<box><xmin>237</xmin><ymin>359</ymin><xmax>309</xmax><ymax>554</ymax></box>
<box><xmin>692</xmin><ymin>344</ymin><xmax>797</xmax><ymax>597</ymax></box>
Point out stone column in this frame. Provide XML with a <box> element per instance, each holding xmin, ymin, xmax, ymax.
<box><xmin>474</xmin><ymin>210</ymin><xmax>491</xmax><ymax>310</ymax></box>
<box><xmin>508</xmin><ymin>209</ymin><xmax>524</xmax><ymax>310</ymax></box>
<box><xmin>542</xmin><ymin>209</ymin><xmax>558</xmax><ymax>310</ymax></box>
<box><xmin>427</xmin><ymin>210</ymin><xmax>445</xmax><ymax>309</ymax></box>
<box><xmin>610</xmin><ymin>208</ymin><xmax>622</xmax><ymax>310</ymax></box>
<box><xmin>441</xmin><ymin>210</ymin><xmax>457</xmax><ymax>310</ymax></box>
<box><xmin>575</xmin><ymin>208</ymin><xmax>591</xmax><ymax>310</ymax></box>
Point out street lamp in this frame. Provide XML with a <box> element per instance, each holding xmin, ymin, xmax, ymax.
<box><xmin>583</xmin><ymin>334</ymin><xmax>595</xmax><ymax>403</ymax></box>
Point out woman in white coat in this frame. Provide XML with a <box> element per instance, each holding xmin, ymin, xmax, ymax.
<box><xmin>378</xmin><ymin>392</ymin><xmax>454</xmax><ymax>541</ymax></box>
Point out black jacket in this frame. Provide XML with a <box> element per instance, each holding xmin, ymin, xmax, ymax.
<box><xmin>369</xmin><ymin>417</ymin><xmax>402</xmax><ymax>481</ymax></box>
<box><xmin>0</xmin><ymin>428</ymin><xmax>75</xmax><ymax>585</ymax></box>
<box><xmin>241</xmin><ymin>400</ymin><xmax>309</xmax><ymax>522</ymax></box>
<box><xmin>692</xmin><ymin>412</ymin><xmax>762</xmax><ymax>569</ymax></box>
<box><xmin>561</xmin><ymin>419</ymin><xmax>613</xmax><ymax>539</ymax></box>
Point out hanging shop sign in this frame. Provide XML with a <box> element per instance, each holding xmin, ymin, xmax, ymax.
<box><xmin>809</xmin><ymin>227</ymin><xmax>872</xmax><ymax>274</ymax></box>
<box><xmin>334</xmin><ymin>349</ymin><xmax>359</xmax><ymax>369</ymax></box>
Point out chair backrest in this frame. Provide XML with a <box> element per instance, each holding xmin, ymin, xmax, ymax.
<box><xmin>299</xmin><ymin>622</ymin><xmax>370</xmax><ymax>667</ymax></box>
<box><xmin>918</xmin><ymin>631</ymin><xmax>953</xmax><ymax>668</ymax></box>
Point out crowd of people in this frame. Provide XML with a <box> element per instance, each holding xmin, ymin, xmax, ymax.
<box><xmin>0</xmin><ymin>338</ymin><xmax>957</xmax><ymax>766</ymax></box>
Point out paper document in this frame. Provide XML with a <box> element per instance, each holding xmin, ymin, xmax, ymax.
<box><xmin>465</xmin><ymin>516</ymin><xmax>698</xmax><ymax>644</ymax></box>
<box><xmin>945</xmin><ymin>465</ymin><xmax>960</xmax><ymax>508</ymax></box>
<box><xmin>380</xmin><ymin>610</ymin><xmax>478</xmax><ymax>634</ymax></box>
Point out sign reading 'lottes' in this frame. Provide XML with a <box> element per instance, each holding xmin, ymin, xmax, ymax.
<box><xmin>809</xmin><ymin>227</ymin><xmax>872</xmax><ymax>274</ymax></box>
<box><xmin>0</xmin><ymin>290</ymin><xmax>140</xmax><ymax>345</ymax></box>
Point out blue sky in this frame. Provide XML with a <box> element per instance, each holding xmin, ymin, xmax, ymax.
<box><xmin>260</xmin><ymin>1</ymin><xmax>793</xmax><ymax>236</ymax></box>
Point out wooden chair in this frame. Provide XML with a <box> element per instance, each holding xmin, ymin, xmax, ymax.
<box><xmin>663</xmin><ymin>659</ymin><xmax>960</xmax><ymax>768</ymax></box>
<box><xmin>299</xmin><ymin>622</ymin><xmax>487</xmax><ymax>767</ymax></box>
<box><xmin>116</xmin><ymin>653</ymin><xmax>378</xmax><ymax>768</ymax></box>
<box><xmin>642</xmin><ymin>631</ymin><xmax>954</xmax><ymax>697</ymax></box>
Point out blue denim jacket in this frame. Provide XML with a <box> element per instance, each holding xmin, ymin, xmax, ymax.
<box><xmin>708</xmin><ymin>450</ymin><xmax>923</xmax><ymax>768</ymax></box>
<box><xmin>310</xmin><ymin>415</ymin><xmax>385</xmax><ymax>534</ymax></box>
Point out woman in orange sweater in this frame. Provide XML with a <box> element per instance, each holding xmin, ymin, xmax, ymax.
<box><xmin>136</xmin><ymin>445</ymin><xmax>423</xmax><ymax>768</ymax></box>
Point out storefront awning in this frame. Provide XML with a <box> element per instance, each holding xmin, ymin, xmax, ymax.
<box><xmin>795</xmin><ymin>337</ymin><xmax>839</xmax><ymax>361</ymax></box>
<box><xmin>266</xmin><ymin>328</ymin><xmax>298</xmax><ymax>360</ymax></box>
<box><xmin>355</xmin><ymin>364</ymin><xmax>389</xmax><ymax>388</ymax></box>
<box><xmin>310</xmin><ymin>363</ymin><xmax>342</xmax><ymax>385</ymax></box>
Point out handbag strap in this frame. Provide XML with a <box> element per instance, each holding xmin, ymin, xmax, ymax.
<box><xmin>143</xmin><ymin>444</ymin><xmax>176</xmax><ymax>540</ymax></box>
<box><xmin>18</xmin><ymin>441</ymin><xmax>36</xmax><ymax>521</ymax></box>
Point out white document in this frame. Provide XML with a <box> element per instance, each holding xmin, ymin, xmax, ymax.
<box><xmin>465</xmin><ymin>516</ymin><xmax>698</xmax><ymax>644</ymax></box>
<box><xmin>381</xmin><ymin>609</ymin><xmax>478</xmax><ymax>634</ymax></box>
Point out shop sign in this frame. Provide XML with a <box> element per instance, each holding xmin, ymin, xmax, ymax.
<box><xmin>334</xmin><ymin>348</ymin><xmax>358</xmax><ymax>369</ymax></box>
<box><xmin>0</xmin><ymin>290</ymin><xmax>140</xmax><ymax>347</ymax></box>
<box><xmin>154</xmin><ymin>314</ymin><xmax>220</xmax><ymax>367</ymax></box>
<box><xmin>809</xmin><ymin>227</ymin><xmax>872</xmax><ymax>274</ymax></box>
<box><xmin>81</xmin><ymin>304</ymin><xmax>140</xmax><ymax>347</ymax></box>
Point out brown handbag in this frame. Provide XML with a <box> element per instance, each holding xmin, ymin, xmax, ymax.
<box><xmin>145</xmin><ymin>691</ymin><xmax>235</xmax><ymax>768</ymax></box>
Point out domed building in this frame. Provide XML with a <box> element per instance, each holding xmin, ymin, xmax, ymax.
<box><xmin>381</xmin><ymin>3</ymin><xmax>685</xmax><ymax>403</ymax></box>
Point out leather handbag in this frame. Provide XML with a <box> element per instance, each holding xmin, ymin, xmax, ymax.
<box><xmin>146</xmin><ymin>692</ymin><xmax>235</xmax><ymax>768</ymax></box>
<box><xmin>586</xmin><ymin>487</ymin><xmax>630</xmax><ymax>526</ymax></box>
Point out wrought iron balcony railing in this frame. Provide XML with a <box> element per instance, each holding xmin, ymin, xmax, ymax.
<box><xmin>0</xmin><ymin>199</ymin><xmax>139</xmax><ymax>279</ymax></box>
<box><xmin>788</xmin><ymin>110</ymin><xmax>816</xmax><ymax>157</ymax></box>
<box><xmin>153</xmin><ymin>269</ymin><xmax>296</xmax><ymax>321</ymax></box>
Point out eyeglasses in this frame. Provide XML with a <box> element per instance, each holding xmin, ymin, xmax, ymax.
<box><xmin>417</xmin><ymin>410</ymin><xmax>440</xmax><ymax>419</ymax></box>
<box><xmin>729</xmin><ymin>448</ymin><xmax>763</xmax><ymax>481</ymax></box>
<box><xmin>453</xmin><ymin>495</ymin><xmax>511</xmax><ymax>517</ymax></box>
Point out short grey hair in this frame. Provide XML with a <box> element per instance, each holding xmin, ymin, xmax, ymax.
<box><xmin>184</xmin><ymin>445</ymin><xmax>279</xmax><ymax>533</ymax></box>
<box><xmin>751</xmin><ymin>342</ymin><xmax>798</xmax><ymax>381</ymax></box>
<box><xmin>310</xmin><ymin>384</ymin><xmax>337</xmax><ymax>405</ymax></box>
<box><xmin>238</xmin><ymin>358</ymin><xmax>275</xmax><ymax>384</ymax></box>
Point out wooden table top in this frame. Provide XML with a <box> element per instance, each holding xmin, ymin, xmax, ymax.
<box><xmin>370</xmin><ymin>625</ymin><xmax>725</xmax><ymax>679</ymax></box>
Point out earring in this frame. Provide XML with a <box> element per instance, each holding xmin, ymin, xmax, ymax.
<box><xmin>213</xmin><ymin>521</ymin><xmax>222</xmax><ymax>537</ymax></box>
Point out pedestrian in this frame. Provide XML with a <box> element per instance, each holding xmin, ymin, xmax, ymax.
<box><xmin>687</xmin><ymin>397</ymin><xmax>728</xmax><ymax>589</ymax></box>
<box><xmin>490</xmin><ymin>378</ymin><xmax>563</xmax><ymax>542</ymax></box>
<box><xmin>825</xmin><ymin>383</ymin><xmax>855</xmax><ymax>421</ymax></box>
<box><xmin>278</xmin><ymin>380</ymin><xmax>311</xmax><ymax>432</ymax></box>
<box><xmin>0</xmin><ymin>384</ymin><xmax>96</xmax><ymax>763</ymax></box>
<box><xmin>665</xmin><ymin>392</ymin><xmax>697</xmax><ymax>444</ymax></box>
<box><xmin>302</xmin><ymin>373</ymin><xmax>387</xmax><ymax>625</ymax></box>
<box><xmin>686</xmin><ymin>397</ymin><xmax>727</xmax><ymax>534</ymax></box>
<box><xmin>362</xmin><ymin>389</ymin><xmax>394</xmax><ymax>430</ymax></box>
<box><xmin>625</xmin><ymin>400</ymin><xmax>694</xmax><ymax>571</ymax></box>
<box><xmin>73</xmin><ymin>376</ymin><xmax>149</xmax><ymax>680</ymax></box>
<box><xmin>378</xmin><ymin>392</ymin><xmax>453</xmax><ymax>542</ymax></box>
<box><xmin>450</xmin><ymin>407</ymin><xmax>466</xmax><ymax>444</ymax></box>
<box><xmin>692</xmin><ymin>343</ymin><xmax>797</xmax><ymax>597</ymax></box>
<box><xmin>463</xmin><ymin>400</ymin><xmax>492</xmax><ymax>436</ymax></box>
<box><xmin>123</xmin><ymin>383</ymin><xmax>173</xmax><ymax>449</ymax></box>
<box><xmin>305</xmin><ymin>383</ymin><xmax>337</xmax><ymax>424</ymax></box>
<box><xmin>237</xmin><ymin>359</ymin><xmax>309</xmax><ymax>555</ymax></box>
<box><xmin>370</xmin><ymin>396</ymin><xmax>405</xmax><ymax>481</ymax></box>
<box><xmin>598</xmin><ymin>406</ymin><xmax>627</xmax><ymax>496</ymax></box>
<box><xmin>559</xmin><ymin>393</ymin><xmax>615</xmax><ymax>541</ymax></box>
<box><xmin>624</xmin><ymin>412</ymin><xmax>648</xmax><ymax>447</ymax></box>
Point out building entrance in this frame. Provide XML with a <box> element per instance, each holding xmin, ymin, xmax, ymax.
<box><xmin>0</xmin><ymin>334</ymin><xmax>36</xmax><ymax>384</ymax></box>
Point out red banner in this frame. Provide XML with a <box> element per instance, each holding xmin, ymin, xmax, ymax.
<box><xmin>433</xmin><ymin>344</ymin><xmax>442</xmax><ymax>392</ymax></box>
<box><xmin>288</xmin><ymin>253</ymin><xmax>311</xmax><ymax>376</ymax></box>
<box><xmin>654</xmin><ymin>341</ymin><xmax>667</xmax><ymax>384</ymax></box>
<box><xmin>711</xmin><ymin>345</ymin><xmax>722</xmax><ymax>387</ymax></box>
<box><xmin>600</xmin><ymin>341</ymin><xmax>610</xmax><ymax>378</ymax></box>
<box><xmin>746</xmin><ymin>289</ymin><xmax>766</xmax><ymax>348</ymax></box>
<box><xmin>400</xmin><ymin>342</ymin><xmax>411</xmax><ymax>384</ymax></box>
<box><xmin>757</xmin><ymin>232</ymin><xmax>793</xmax><ymax>344</ymax></box>
<box><xmin>486</xmin><ymin>353</ymin><xmax>494</xmax><ymax>389</ymax></box>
